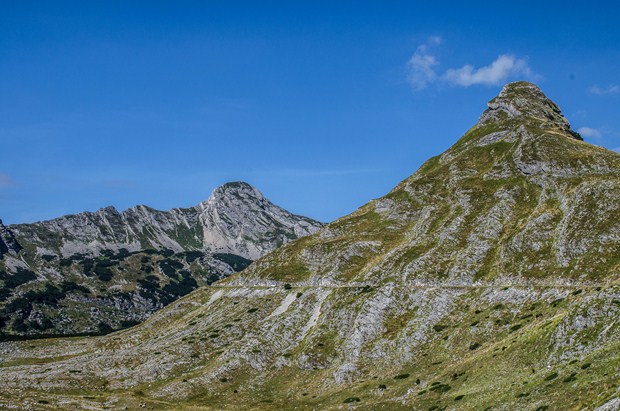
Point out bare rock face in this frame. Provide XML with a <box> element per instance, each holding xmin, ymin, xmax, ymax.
<box><xmin>9</xmin><ymin>181</ymin><xmax>322</xmax><ymax>260</ymax></box>
<box><xmin>198</xmin><ymin>182</ymin><xmax>322</xmax><ymax>260</ymax></box>
<box><xmin>0</xmin><ymin>220</ymin><xmax>21</xmax><ymax>258</ymax></box>
<box><xmin>478</xmin><ymin>81</ymin><xmax>581</xmax><ymax>140</ymax></box>
<box><xmin>1</xmin><ymin>83</ymin><xmax>619</xmax><ymax>410</ymax></box>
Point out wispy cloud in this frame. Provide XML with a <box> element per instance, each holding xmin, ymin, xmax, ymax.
<box><xmin>0</xmin><ymin>173</ymin><xmax>14</xmax><ymax>188</ymax></box>
<box><xmin>406</xmin><ymin>36</ymin><xmax>442</xmax><ymax>90</ymax></box>
<box><xmin>577</xmin><ymin>126</ymin><xmax>603</xmax><ymax>140</ymax></box>
<box><xmin>406</xmin><ymin>39</ymin><xmax>535</xmax><ymax>90</ymax></box>
<box><xmin>588</xmin><ymin>85</ymin><xmax>620</xmax><ymax>95</ymax></box>
<box><xmin>613</xmin><ymin>147</ymin><xmax>620</xmax><ymax>153</ymax></box>
<box><xmin>443</xmin><ymin>54</ymin><xmax>533</xmax><ymax>87</ymax></box>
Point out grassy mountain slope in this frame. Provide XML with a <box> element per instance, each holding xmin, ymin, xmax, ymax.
<box><xmin>0</xmin><ymin>82</ymin><xmax>619</xmax><ymax>410</ymax></box>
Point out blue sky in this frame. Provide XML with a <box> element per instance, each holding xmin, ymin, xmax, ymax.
<box><xmin>1</xmin><ymin>1</ymin><xmax>619</xmax><ymax>224</ymax></box>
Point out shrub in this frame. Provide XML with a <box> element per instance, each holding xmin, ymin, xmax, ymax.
<box><xmin>544</xmin><ymin>372</ymin><xmax>558</xmax><ymax>381</ymax></box>
<box><xmin>24</xmin><ymin>284</ymin><xmax>65</xmax><ymax>306</ymax></box>
<box><xmin>6</xmin><ymin>297</ymin><xmax>31</xmax><ymax>313</ymax></box>
<box><xmin>60</xmin><ymin>281</ymin><xmax>89</xmax><ymax>294</ymax></box>
<box><xmin>516</xmin><ymin>392</ymin><xmax>530</xmax><ymax>398</ymax></box>
<box><xmin>378</xmin><ymin>384</ymin><xmax>387</xmax><ymax>390</ymax></box>
<box><xmin>550</xmin><ymin>298</ymin><xmax>564</xmax><ymax>307</ymax></box>
<box><xmin>161</xmin><ymin>275</ymin><xmax>198</xmax><ymax>301</ymax></box>
<box><xmin>433</xmin><ymin>324</ymin><xmax>448</xmax><ymax>332</ymax></box>
<box><xmin>283</xmin><ymin>283</ymin><xmax>292</xmax><ymax>290</ymax></box>
<box><xmin>94</xmin><ymin>266</ymin><xmax>113</xmax><ymax>281</ymax></box>
<box><xmin>0</xmin><ymin>268</ymin><xmax>37</xmax><ymax>289</ymax></box>
<box><xmin>429</xmin><ymin>383</ymin><xmax>451</xmax><ymax>393</ymax></box>
<box><xmin>455</xmin><ymin>395</ymin><xmax>465</xmax><ymax>401</ymax></box>
<box><xmin>141</xmin><ymin>265</ymin><xmax>153</xmax><ymax>273</ymax></box>
<box><xmin>120</xmin><ymin>319</ymin><xmax>140</xmax><ymax>328</ymax></box>
<box><xmin>97</xmin><ymin>322</ymin><xmax>113</xmax><ymax>334</ymax></box>
<box><xmin>469</xmin><ymin>342</ymin><xmax>481</xmax><ymax>350</ymax></box>
<box><xmin>394</xmin><ymin>373</ymin><xmax>410</xmax><ymax>379</ymax></box>
<box><xmin>343</xmin><ymin>397</ymin><xmax>360</xmax><ymax>403</ymax></box>
<box><xmin>159</xmin><ymin>259</ymin><xmax>184</xmax><ymax>278</ymax></box>
<box><xmin>82</xmin><ymin>259</ymin><xmax>95</xmax><ymax>275</ymax></box>
<box><xmin>184</xmin><ymin>251</ymin><xmax>205</xmax><ymax>263</ymax></box>
<box><xmin>160</xmin><ymin>249</ymin><xmax>175</xmax><ymax>257</ymax></box>
<box><xmin>563</xmin><ymin>372</ymin><xmax>577</xmax><ymax>383</ymax></box>
<box><xmin>509</xmin><ymin>323</ymin><xmax>523</xmax><ymax>333</ymax></box>
<box><xmin>213</xmin><ymin>253</ymin><xmax>252</xmax><ymax>272</ymax></box>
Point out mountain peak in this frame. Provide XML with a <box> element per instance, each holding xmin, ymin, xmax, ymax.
<box><xmin>207</xmin><ymin>181</ymin><xmax>263</xmax><ymax>202</ymax></box>
<box><xmin>478</xmin><ymin>81</ymin><xmax>581</xmax><ymax>140</ymax></box>
<box><xmin>199</xmin><ymin>181</ymin><xmax>323</xmax><ymax>260</ymax></box>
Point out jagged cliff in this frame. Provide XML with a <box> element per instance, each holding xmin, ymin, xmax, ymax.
<box><xmin>9</xmin><ymin>181</ymin><xmax>320</xmax><ymax>260</ymax></box>
<box><xmin>0</xmin><ymin>83</ymin><xmax>618</xmax><ymax>410</ymax></box>
<box><xmin>0</xmin><ymin>182</ymin><xmax>323</xmax><ymax>338</ymax></box>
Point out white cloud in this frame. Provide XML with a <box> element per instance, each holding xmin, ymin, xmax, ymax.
<box><xmin>577</xmin><ymin>126</ymin><xmax>602</xmax><ymax>139</ymax></box>
<box><xmin>588</xmin><ymin>85</ymin><xmax>620</xmax><ymax>95</ymax></box>
<box><xmin>443</xmin><ymin>54</ymin><xmax>533</xmax><ymax>87</ymax></box>
<box><xmin>406</xmin><ymin>40</ymin><xmax>535</xmax><ymax>90</ymax></box>
<box><xmin>0</xmin><ymin>173</ymin><xmax>14</xmax><ymax>188</ymax></box>
<box><xmin>406</xmin><ymin>37</ymin><xmax>442</xmax><ymax>90</ymax></box>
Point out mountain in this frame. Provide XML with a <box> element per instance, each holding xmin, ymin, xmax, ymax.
<box><xmin>0</xmin><ymin>220</ymin><xmax>21</xmax><ymax>259</ymax></box>
<box><xmin>0</xmin><ymin>182</ymin><xmax>323</xmax><ymax>338</ymax></box>
<box><xmin>0</xmin><ymin>82</ymin><xmax>619</xmax><ymax>410</ymax></box>
<box><xmin>9</xmin><ymin>181</ymin><xmax>320</xmax><ymax>260</ymax></box>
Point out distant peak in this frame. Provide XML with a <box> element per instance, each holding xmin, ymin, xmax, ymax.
<box><xmin>97</xmin><ymin>205</ymin><xmax>119</xmax><ymax>214</ymax></box>
<box><xmin>218</xmin><ymin>181</ymin><xmax>254</xmax><ymax>190</ymax></box>
<box><xmin>478</xmin><ymin>82</ymin><xmax>581</xmax><ymax>140</ymax></box>
<box><xmin>208</xmin><ymin>181</ymin><xmax>265</xmax><ymax>203</ymax></box>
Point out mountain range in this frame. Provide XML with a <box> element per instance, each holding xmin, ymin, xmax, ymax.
<box><xmin>0</xmin><ymin>82</ymin><xmax>618</xmax><ymax>410</ymax></box>
<box><xmin>0</xmin><ymin>182</ymin><xmax>323</xmax><ymax>338</ymax></box>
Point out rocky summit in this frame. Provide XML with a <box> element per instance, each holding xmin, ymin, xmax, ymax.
<box><xmin>0</xmin><ymin>182</ymin><xmax>323</xmax><ymax>338</ymax></box>
<box><xmin>0</xmin><ymin>82</ymin><xmax>619</xmax><ymax>410</ymax></box>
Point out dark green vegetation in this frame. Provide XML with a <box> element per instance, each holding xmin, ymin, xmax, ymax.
<box><xmin>0</xmin><ymin>248</ymin><xmax>238</xmax><ymax>339</ymax></box>
<box><xmin>0</xmin><ymin>83</ymin><xmax>619</xmax><ymax>410</ymax></box>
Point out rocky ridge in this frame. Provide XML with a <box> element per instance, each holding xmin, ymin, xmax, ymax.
<box><xmin>0</xmin><ymin>182</ymin><xmax>323</xmax><ymax>338</ymax></box>
<box><xmin>9</xmin><ymin>181</ymin><xmax>320</xmax><ymax>260</ymax></box>
<box><xmin>0</xmin><ymin>82</ymin><xmax>618</xmax><ymax>410</ymax></box>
